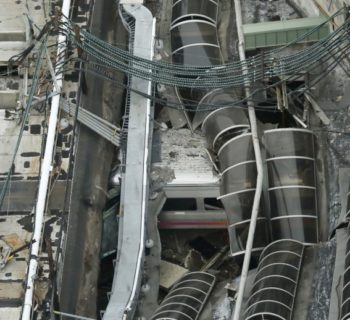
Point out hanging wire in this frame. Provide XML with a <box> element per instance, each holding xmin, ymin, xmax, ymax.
<box><xmin>55</xmin><ymin>38</ymin><xmax>350</xmax><ymax>113</ymax></box>
<box><xmin>1</xmin><ymin>5</ymin><xmax>349</xmax><ymax>209</ymax></box>
<box><xmin>57</xmin><ymin>7</ymin><xmax>348</xmax><ymax>89</ymax></box>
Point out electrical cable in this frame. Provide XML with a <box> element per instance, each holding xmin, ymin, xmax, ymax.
<box><xmin>60</xmin><ymin>8</ymin><xmax>349</xmax><ymax>89</ymax></box>
<box><xmin>55</xmin><ymin>40</ymin><xmax>350</xmax><ymax>113</ymax></box>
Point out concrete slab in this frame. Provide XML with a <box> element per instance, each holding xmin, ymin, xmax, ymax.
<box><xmin>159</xmin><ymin>260</ymin><xmax>188</xmax><ymax>290</ymax></box>
<box><xmin>0</xmin><ymin>90</ymin><xmax>19</xmax><ymax>109</ymax></box>
<box><xmin>153</xmin><ymin>128</ymin><xmax>220</xmax><ymax>185</ymax></box>
<box><xmin>103</xmin><ymin>4</ymin><xmax>155</xmax><ymax>320</ymax></box>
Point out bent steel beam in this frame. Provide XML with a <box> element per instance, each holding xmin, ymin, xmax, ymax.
<box><xmin>103</xmin><ymin>4</ymin><xmax>155</xmax><ymax>320</ymax></box>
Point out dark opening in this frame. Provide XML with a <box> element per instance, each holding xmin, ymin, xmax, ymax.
<box><xmin>204</xmin><ymin>198</ymin><xmax>223</xmax><ymax>210</ymax></box>
<box><xmin>163</xmin><ymin>198</ymin><xmax>197</xmax><ymax>211</ymax></box>
<box><xmin>30</xmin><ymin>124</ymin><xmax>41</xmax><ymax>134</ymax></box>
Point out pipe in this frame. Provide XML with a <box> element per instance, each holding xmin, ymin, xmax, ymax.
<box><xmin>21</xmin><ymin>1</ymin><xmax>71</xmax><ymax>319</ymax></box>
<box><xmin>231</xmin><ymin>1</ymin><xmax>264</xmax><ymax>319</ymax></box>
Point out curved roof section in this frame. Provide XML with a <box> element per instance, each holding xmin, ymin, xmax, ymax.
<box><xmin>243</xmin><ymin>240</ymin><xmax>304</xmax><ymax>320</ymax></box>
<box><xmin>264</xmin><ymin>129</ymin><xmax>315</xmax><ymax>159</ymax></box>
<box><xmin>264</xmin><ymin>129</ymin><xmax>318</xmax><ymax>244</ymax></box>
<box><xmin>228</xmin><ymin>218</ymin><xmax>270</xmax><ymax>257</ymax></box>
<box><xmin>171</xmin><ymin>0</ymin><xmax>218</xmax><ymax>26</ymax></box>
<box><xmin>201</xmin><ymin>108</ymin><xmax>250</xmax><ymax>151</ymax></box>
<box><xmin>192</xmin><ymin>88</ymin><xmax>240</xmax><ymax>130</ymax></box>
<box><xmin>172</xmin><ymin>44</ymin><xmax>222</xmax><ymax>66</ymax></box>
<box><xmin>218</xmin><ymin>189</ymin><xmax>264</xmax><ymax>223</ymax></box>
<box><xmin>218</xmin><ymin>133</ymin><xmax>255</xmax><ymax>174</ymax></box>
<box><xmin>151</xmin><ymin>272</ymin><xmax>215</xmax><ymax>320</ymax></box>
<box><xmin>171</xmin><ymin>20</ymin><xmax>219</xmax><ymax>51</ymax></box>
<box><xmin>220</xmin><ymin>162</ymin><xmax>257</xmax><ymax>195</ymax></box>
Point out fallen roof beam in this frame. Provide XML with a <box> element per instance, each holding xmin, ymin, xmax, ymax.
<box><xmin>103</xmin><ymin>4</ymin><xmax>155</xmax><ymax>320</ymax></box>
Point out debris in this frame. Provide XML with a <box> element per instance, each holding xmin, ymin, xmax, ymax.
<box><xmin>336</xmin><ymin>96</ymin><xmax>343</xmax><ymax>102</ymax></box>
<box><xmin>0</xmin><ymin>235</ymin><xmax>29</xmax><ymax>269</ymax></box>
<box><xmin>0</xmin><ymin>240</ymin><xmax>12</xmax><ymax>270</ymax></box>
<box><xmin>159</xmin><ymin>260</ymin><xmax>188</xmax><ymax>290</ymax></box>
<box><xmin>184</xmin><ymin>249</ymin><xmax>205</xmax><ymax>270</ymax></box>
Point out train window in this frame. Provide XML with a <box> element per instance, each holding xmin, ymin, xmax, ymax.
<box><xmin>163</xmin><ymin>198</ymin><xmax>197</xmax><ymax>211</ymax></box>
<box><xmin>204</xmin><ymin>198</ymin><xmax>223</xmax><ymax>210</ymax></box>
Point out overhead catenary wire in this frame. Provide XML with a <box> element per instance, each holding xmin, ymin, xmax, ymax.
<box><xmin>5</xmin><ymin>8</ymin><xmax>348</xmax><ymax>93</ymax></box>
<box><xmin>22</xmin><ymin>9</ymin><xmax>350</xmax><ymax>114</ymax></box>
<box><xmin>25</xmin><ymin>10</ymin><xmax>340</xmax><ymax>89</ymax></box>
<box><xmin>59</xmin><ymin>8</ymin><xmax>350</xmax><ymax>89</ymax></box>
<box><xmin>73</xmin><ymin>30</ymin><xmax>348</xmax><ymax>88</ymax></box>
<box><xmin>56</xmin><ymin>41</ymin><xmax>350</xmax><ymax>114</ymax></box>
<box><xmin>65</xmin><ymin>7</ymin><xmax>343</xmax><ymax>71</ymax></box>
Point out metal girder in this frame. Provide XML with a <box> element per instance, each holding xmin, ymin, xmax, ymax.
<box><xmin>61</xmin><ymin>101</ymin><xmax>121</xmax><ymax>147</ymax></box>
<box><xmin>103</xmin><ymin>4</ymin><xmax>155</xmax><ymax>320</ymax></box>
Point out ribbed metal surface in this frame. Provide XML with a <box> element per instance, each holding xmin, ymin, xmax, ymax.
<box><xmin>264</xmin><ymin>129</ymin><xmax>318</xmax><ymax>244</ymax></box>
<box><xmin>243</xmin><ymin>240</ymin><xmax>304</xmax><ymax>320</ymax></box>
<box><xmin>201</xmin><ymin>107</ymin><xmax>270</xmax><ymax>257</ymax></box>
<box><xmin>171</xmin><ymin>0</ymin><xmax>218</xmax><ymax>26</ymax></box>
<box><xmin>151</xmin><ymin>272</ymin><xmax>216</xmax><ymax>320</ymax></box>
<box><xmin>201</xmin><ymin>108</ymin><xmax>250</xmax><ymax>151</ymax></box>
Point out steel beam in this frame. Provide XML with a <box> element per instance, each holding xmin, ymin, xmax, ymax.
<box><xmin>103</xmin><ymin>4</ymin><xmax>155</xmax><ymax>320</ymax></box>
